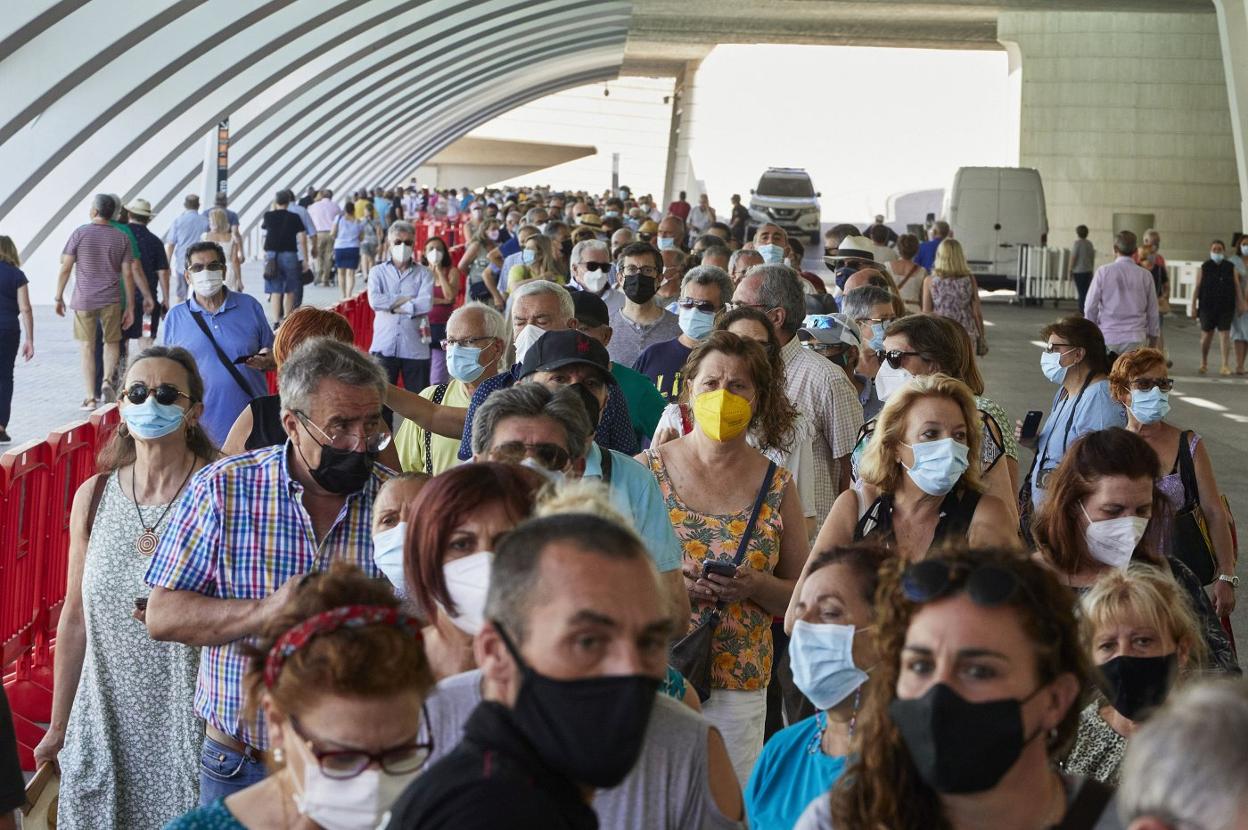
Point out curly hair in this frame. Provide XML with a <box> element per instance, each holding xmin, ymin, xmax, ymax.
<box><xmin>1108</xmin><ymin>347</ymin><xmax>1167</xmax><ymax>401</ymax></box>
<box><xmin>678</xmin><ymin>329</ymin><xmax>796</xmax><ymax>451</ymax></box>
<box><xmin>829</xmin><ymin>545</ymin><xmax>1090</xmax><ymax>829</ymax></box>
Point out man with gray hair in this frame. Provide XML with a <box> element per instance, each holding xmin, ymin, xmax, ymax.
<box><xmin>568</xmin><ymin>238</ymin><xmax>623</xmax><ymax>314</ymax></box>
<box><xmin>144</xmin><ymin>337</ymin><xmax>394</xmax><ymax>803</ymax></box>
<box><xmin>368</xmin><ymin>219</ymin><xmax>434</xmax><ymax>399</ymax></box>
<box><xmin>729</xmin><ymin>248</ymin><xmax>764</xmax><ymax>286</ymax></box>
<box><xmin>733</xmin><ymin>263</ymin><xmax>863</xmax><ymax>524</ymax></box>
<box><xmin>635</xmin><ymin>265</ymin><xmax>733</xmax><ymax>402</ymax></box>
<box><xmin>1086</xmin><ymin>229</ymin><xmax>1160</xmax><ymax>354</ymax></box>
<box><xmin>1117</xmin><ymin>679</ymin><xmax>1248</xmax><ymax>830</ymax></box>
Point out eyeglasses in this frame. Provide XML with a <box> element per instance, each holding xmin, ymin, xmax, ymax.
<box><xmin>187</xmin><ymin>262</ymin><xmax>225</xmax><ymax>273</ymax></box>
<box><xmin>802</xmin><ymin>342</ymin><xmax>842</xmax><ymax>355</ymax></box>
<box><xmin>856</xmin><ymin>316</ymin><xmax>897</xmax><ymax>326</ymax></box>
<box><xmin>581</xmin><ymin>261</ymin><xmax>610</xmax><ymax>272</ymax></box>
<box><xmin>677</xmin><ymin>299</ymin><xmax>719</xmax><ymax>314</ymax></box>
<box><xmin>878</xmin><ymin>349</ymin><xmax>922</xmax><ymax>369</ymax></box>
<box><xmin>1130</xmin><ymin>377</ymin><xmax>1174</xmax><ymax>392</ymax></box>
<box><xmin>1042</xmin><ymin>342</ymin><xmax>1074</xmax><ymax>354</ymax></box>
<box><xmin>125</xmin><ymin>382</ymin><xmax>190</xmax><ymax>406</ymax></box>
<box><xmin>489</xmin><ymin>441</ymin><xmax>571</xmax><ymax>471</ymax></box>
<box><xmin>440</xmin><ymin>335</ymin><xmax>496</xmax><ymax>350</ymax></box>
<box><xmin>295</xmin><ymin>411</ymin><xmax>392</xmax><ymax>453</ymax></box>
<box><xmin>902</xmin><ymin>559</ymin><xmax>1029</xmax><ymax>608</ymax></box>
<box><xmin>622</xmin><ymin>267</ymin><xmax>658</xmax><ymax>278</ymax></box>
<box><xmin>725</xmin><ymin>301</ymin><xmax>772</xmax><ymax>313</ymax></box>
<box><xmin>287</xmin><ymin>712</ymin><xmax>434</xmax><ymax>780</ymax></box>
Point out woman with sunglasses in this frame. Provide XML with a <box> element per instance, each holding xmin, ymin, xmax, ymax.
<box><xmin>796</xmin><ymin>546</ymin><xmax>1118</xmax><ymax>830</ymax></box>
<box><xmin>36</xmin><ymin>346</ymin><xmax>215</xmax><ymax>829</ymax></box>
<box><xmin>424</xmin><ymin>236</ymin><xmax>461</xmax><ymax>386</ymax></box>
<box><xmin>166</xmin><ymin>562</ymin><xmax>436</xmax><ymax>829</ymax></box>
<box><xmin>1061</xmin><ymin>564</ymin><xmax>1205</xmax><ymax>785</ymax></box>
<box><xmin>1032</xmin><ymin>428</ymin><xmax>1238</xmax><ymax>675</ymax></box>
<box><xmin>1107</xmin><ymin>348</ymin><xmax>1236</xmax><ymax>617</ymax></box>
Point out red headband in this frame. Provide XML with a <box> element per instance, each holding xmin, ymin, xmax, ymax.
<box><xmin>263</xmin><ymin>604</ymin><xmax>422</xmax><ymax>689</ymax></box>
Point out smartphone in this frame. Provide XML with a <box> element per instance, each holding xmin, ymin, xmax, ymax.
<box><xmin>702</xmin><ymin>560</ymin><xmax>737</xmax><ymax>580</ymax></box>
<box><xmin>1020</xmin><ymin>409</ymin><xmax>1043</xmax><ymax>441</ymax></box>
<box><xmin>233</xmin><ymin>353</ymin><xmax>256</xmax><ymax>364</ymax></box>
<box><xmin>134</xmin><ymin>597</ymin><xmax>148</xmax><ymax>612</ymax></box>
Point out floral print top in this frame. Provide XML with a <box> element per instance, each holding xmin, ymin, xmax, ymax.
<box><xmin>645</xmin><ymin>449</ymin><xmax>790</xmax><ymax>691</ymax></box>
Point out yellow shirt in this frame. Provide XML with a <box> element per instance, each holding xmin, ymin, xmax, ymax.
<box><xmin>394</xmin><ymin>380</ymin><xmax>473</xmax><ymax>475</ymax></box>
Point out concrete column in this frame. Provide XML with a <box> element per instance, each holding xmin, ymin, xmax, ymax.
<box><xmin>1214</xmin><ymin>0</ymin><xmax>1248</xmax><ymax>230</ymax></box>
<box><xmin>663</xmin><ymin>60</ymin><xmax>703</xmax><ymax>206</ymax></box>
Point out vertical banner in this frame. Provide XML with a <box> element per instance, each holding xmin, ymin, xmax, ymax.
<box><xmin>611</xmin><ymin>151</ymin><xmax>619</xmax><ymax>196</ymax></box>
<box><xmin>215</xmin><ymin>119</ymin><xmax>229</xmax><ymax>195</ymax></box>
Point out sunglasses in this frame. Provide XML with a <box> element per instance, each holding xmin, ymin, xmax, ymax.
<box><xmin>677</xmin><ymin>299</ymin><xmax>719</xmax><ymax>314</ymax></box>
<box><xmin>187</xmin><ymin>262</ymin><xmax>225</xmax><ymax>273</ymax></box>
<box><xmin>582</xmin><ymin>261</ymin><xmax>610</xmax><ymax>272</ymax></box>
<box><xmin>901</xmin><ymin>559</ymin><xmax>1029</xmax><ymax>608</ymax></box>
<box><xmin>490</xmin><ymin>441</ymin><xmax>571</xmax><ymax>471</ymax></box>
<box><xmin>878</xmin><ymin>349</ymin><xmax>922</xmax><ymax>369</ymax></box>
<box><xmin>1130</xmin><ymin>377</ymin><xmax>1174</xmax><ymax>392</ymax></box>
<box><xmin>125</xmin><ymin>382</ymin><xmax>190</xmax><ymax>406</ymax></box>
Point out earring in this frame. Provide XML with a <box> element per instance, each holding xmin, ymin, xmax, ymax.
<box><xmin>273</xmin><ymin>747</ymin><xmax>284</xmax><ymax>764</ymax></box>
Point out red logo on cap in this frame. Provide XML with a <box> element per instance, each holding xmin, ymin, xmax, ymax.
<box><xmin>577</xmin><ymin>335</ymin><xmax>590</xmax><ymax>353</ymax></box>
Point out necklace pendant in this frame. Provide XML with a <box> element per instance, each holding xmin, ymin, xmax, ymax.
<box><xmin>136</xmin><ymin>530</ymin><xmax>159</xmax><ymax>556</ymax></box>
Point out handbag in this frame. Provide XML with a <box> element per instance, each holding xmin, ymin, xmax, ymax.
<box><xmin>669</xmin><ymin>460</ymin><xmax>777</xmax><ymax>702</ymax></box>
<box><xmin>1172</xmin><ymin>430</ymin><xmax>1218</xmax><ymax>585</ymax></box>
<box><xmin>263</xmin><ymin>256</ymin><xmax>278</xmax><ymax>280</ymax></box>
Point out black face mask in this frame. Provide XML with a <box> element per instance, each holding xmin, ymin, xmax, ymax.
<box><xmin>889</xmin><ymin>682</ymin><xmax>1045</xmax><ymax>794</ymax></box>
<box><xmin>302</xmin><ymin>441</ymin><xmax>375</xmax><ymax>495</ymax></box>
<box><xmin>623</xmin><ymin>273</ymin><xmax>657</xmax><ymax>305</ymax></box>
<box><xmin>497</xmin><ymin>623</ymin><xmax>658</xmax><ymax>788</ymax></box>
<box><xmin>1097</xmin><ymin>653</ymin><xmax>1177</xmax><ymax>721</ymax></box>
<box><xmin>561</xmin><ymin>238</ymin><xmax>574</xmax><ymax>260</ymax></box>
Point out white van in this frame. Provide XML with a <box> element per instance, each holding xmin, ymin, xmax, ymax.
<box><xmin>942</xmin><ymin>167</ymin><xmax>1048</xmax><ymax>289</ymax></box>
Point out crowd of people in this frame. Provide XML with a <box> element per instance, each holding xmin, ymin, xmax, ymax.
<box><xmin>1</xmin><ymin>183</ymin><xmax>1246</xmax><ymax>830</ymax></box>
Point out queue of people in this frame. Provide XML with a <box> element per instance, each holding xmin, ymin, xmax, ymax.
<box><xmin>10</xmin><ymin>184</ymin><xmax>1245</xmax><ymax>830</ymax></box>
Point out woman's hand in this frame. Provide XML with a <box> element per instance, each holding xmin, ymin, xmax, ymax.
<box><xmin>32</xmin><ymin>728</ymin><xmax>64</xmax><ymax>774</ymax></box>
<box><xmin>652</xmin><ymin>426</ymin><xmax>680</xmax><ymax>446</ymax></box>
<box><xmin>1212</xmin><ymin>579</ymin><xmax>1236</xmax><ymax>618</ymax></box>
<box><xmin>20</xmin><ymin>340</ymin><xmax>33</xmax><ymax>361</ymax></box>
<box><xmin>682</xmin><ymin>563</ymin><xmax>716</xmax><ymax>601</ymax></box>
<box><xmin>1014</xmin><ymin>418</ymin><xmax>1039</xmax><ymax>451</ymax></box>
<box><xmin>700</xmin><ymin>566</ymin><xmax>758</xmax><ymax>605</ymax></box>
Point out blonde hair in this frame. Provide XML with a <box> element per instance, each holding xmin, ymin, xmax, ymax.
<box><xmin>535</xmin><ymin>478</ymin><xmax>633</xmax><ymax>532</ymax></box>
<box><xmin>0</xmin><ymin>236</ymin><xmax>19</xmax><ymax>267</ymax></box>
<box><xmin>208</xmin><ymin>208</ymin><xmax>230</xmax><ymax>235</ymax></box>
<box><xmin>1081</xmin><ymin>563</ymin><xmax>1207</xmax><ymax>671</ymax></box>
<box><xmin>933</xmin><ymin>238</ymin><xmax>972</xmax><ymax>279</ymax></box>
<box><xmin>858</xmin><ymin>373</ymin><xmax>983</xmax><ymax>494</ymax></box>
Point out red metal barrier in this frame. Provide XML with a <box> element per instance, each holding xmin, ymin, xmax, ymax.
<box><xmin>45</xmin><ymin>422</ymin><xmax>97</xmax><ymax>627</ymax></box>
<box><xmin>89</xmin><ymin>404</ymin><xmax>120</xmax><ymax>451</ymax></box>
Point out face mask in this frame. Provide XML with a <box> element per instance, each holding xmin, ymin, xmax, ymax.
<box><xmin>513</xmin><ymin>324</ymin><xmax>546</xmax><ymax>365</ymax></box>
<box><xmin>522</xmin><ymin>249</ymin><xmax>537</xmax><ymax>265</ymax></box>
<box><xmin>580</xmin><ymin>268</ymin><xmax>609</xmax><ymax>293</ymax></box>
<box><xmin>305</xmin><ymin>440</ymin><xmax>375</xmax><ymax>495</ymax></box>
<box><xmin>498</xmin><ymin>626</ymin><xmax>659</xmax><ymax>787</ymax></box>
<box><xmin>623</xmin><ymin>273</ymin><xmax>658</xmax><ymax>305</ymax></box>
<box><xmin>756</xmin><ymin>243</ymin><xmax>784</xmax><ymax>264</ymax></box>
<box><xmin>1241</xmin><ymin>244</ymin><xmax>1248</xmax><ymax>256</ymax></box>
<box><xmin>390</xmin><ymin>243</ymin><xmax>413</xmax><ymax>264</ymax></box>
<box><xmin>290</xmin><ymin>737</ymin><xmax>418</xmax><ymax>830</ymax></box>
<box><xmin>1081</xmin><ymin>502</ymin><xmax>1148</xmax><ymax>570</ymax></box>
<box><xmin>901</xmin><ymin>438</ymin><xmax>969</xmax><ymax>496</ymax></box>
<box><xmin>191</xmin><ymin>270</ymin><xmax>224</xmax><ymax>298</ymax></box>
<box><xmin>1129</xmin><ymin>387</ymin><xmax>1170</xmax><ymax>424</ymax></box>
<box><xmin>889</xmin><ymin>682</ymin><xmax>1044</xmax><ymax>794</ymax></box>
<box><xmin>1212</xmin><ymin>252</ymin><xmax>1225</xmax><ymax>264</ymax></box>
<box><xmin>447</xmin><ymin>343</ymin><xmax>488</xmax><ymax>383</ymax></box>
<box><xmin>440</xmin><ymin>550</ymin><xmax>493</xmax><ymax>635</ymax></box>
<box><xmin>678</xmin><ymin>306</ymin><xmax>716</xmax><ymax>341</ymax></box>
<box><xmin>1097</xmin><ymin>653</ymin><xmax>1178</xmax><ymax>720</ymax></box>
<box><xmin>519</xmin><ymin>455</ymin><xmax>567</xmax><ymax>487</ymax></box>
<box><xmin>1041</xmin><ymin>349</ymin><xmax>1071</xmax><ymax>384</ymax></box>
<box><xmin>868</xmin><ymin>322</ymin><xmax>887</xmax><ymax>353</ymax></box>
<box><xmin>372</xmin><ymin>521</ymin><xmax>406</xmax><ymax>592</ymax></box>
<box><xmin>426</xmin><ymin>248</ymin><xmax>442</xmax><ymax>265</ymax></box>
<box><xmin>789</xmin><ymin>621</ymin><xmax>869</xmax><ymax>710</ymax></box>
<box><xmin>873</xmin><ymin>360</ymin><xmax>914</xmax><ymax>402</ymax></box>
<box><xmin>486</xmin><ymin>229</ymin><xmax>500</xmax><ymax>241</ymax></box>
<box><xmin>603</xmin><ymin>210</ymin><xmax>619</xmax><ymax>219</ymax></box>
<box><xmin>122</xmin><ymin>397</ymin><xmax>186</xmax><ymax>439</ymax></box>
<box><xmin>692</xmin><ymin>388</ymin><xmax>752</xmax><ymax>442</ymax></box>
<box><xmin>657</xmin><ymin>236</ymin><xmax>677</xmax><ymax>251</ymax></box>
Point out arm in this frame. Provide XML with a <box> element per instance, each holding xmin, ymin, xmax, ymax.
<box><xmin>1085</xmin><ymin>272</ymin><xmax>1102</xmax><ymax>324</ymax></box>
<box><xmin>386</xmin><ymin>383</ymin><xmax>468</xmax><ymax>439</ymax></box>
<box><xmin>456</xmin><ymin>241</ymin><xmax>479</xmax><ymax>272</ymax></box>
<box><xmin>54</xmin><ymin>254</ymin><xmax>74</xmax><ymax>316</ymax></box>
<box><xmin>298</xmin><ymin>230</ymin><xmax>309</xmax><ymax>264</ymax></box>
<box><xmin>1193</xmin><ymin>440</ymin><xmax>1237</xmax><ymax>616</ymax></box>
<box><xmin>158</xmin><ymin>268</ymin><xmax>171</xmax><ymax>308</ymax></box>
<box><xmin>367</xmin><ymin>266</ymin><xmax>404</xmax><ymax>312</ymax></box>
<box><xmin>1190</xmin><ymin>271</ymin><xmax>1203</xmax><ymax>319</ymax></box>
<box><xmin>16</xmin><ymin>285</ymin><xmax>32</xmax><ymax>360</ymax></box>
<box><xmin>705</xmin><ymin>727</ymin><xmax>744</xmax><ymax>822</ymax></box>
<box><xmin>1145</xmin><ymin>275</ymin><xmax>1160</xmax><ymax>343</ymax></box>
<box><xmin>786</xmin><ymin>487</ymin><xmax>860</xmax><ymax>631</ymax></box>
<box><xmin>146</xmin><ymin>582</ymin><xmax>286</xmax><ymax>646</ymax></box>
<box><xmin>968</xmin><ymin>494</ymin><xmax>1020</xmax><ymax>549</ymax></box>
<box><xmin>971</xmin><ymin>276</ymin><xmax>985</xmax><ymax>331</ymax></box>
<box><xmin>231</xmin><ymin>245</ymin><xmax>243</xmax><ymax>288</ymax></box>
<box><xmin>407</xmin><ymin>270</ymin><xmax>435</xmax><ymax>318</ymax></box>
<box><xmin>483</xmin><ymin>263</ymin><xmax>505</xmax><ymax>307</ymax></box>
<box><xmin>119</xmin><ymin>259</ymin><xmax>135</xmax><ymax>329</ymax></box>
<box><xmin>921</xmin><ymin>276</ymin><xmax>932</xmax><ymax>313</ymax></box>
<box><xmin>32</xmin><ymin>475</ymin><xmax>101</xmax><ymax>770</ymax></box>
<box><xmin>221</xmin><ymin>405</ymin><xmax>254</xmax><ymax>456</ymax></box>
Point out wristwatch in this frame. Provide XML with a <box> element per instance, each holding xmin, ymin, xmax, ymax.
<box><xmin>1217</xmin><ymin>574</ymin><xmax>1239</xmax><ymax>588</ymax></box>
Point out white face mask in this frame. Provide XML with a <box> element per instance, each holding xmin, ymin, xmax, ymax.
<box><xmin>289</xmin><ymin>735</ymin><xmax>418</xmax><ymax>830</ymax></box>
<box><xmin>1081</xmin><ymin>502</ymin><xmax>1148</xmax><ymax>570</ymax></box>
<box><xmin>513</xmin><ymin>323</ymin><xmax>546</xmax><ymax>364</ymax></box>
<box><xmin>372</xmin><ymin>521</ymin><xmax>406</xmax><ymax>593</ymax></box>
<box><xmin>873</xmin><ymin>359</ymin><xmax>914</xmax><ymax>401</ymax></box>
<box><xmin>439</xmin><ymin>551</ymin><xmax>493</xmax><ymax>635</ymax></box>
<box><xmin>580</xmin><ymin>267</ymin><xmax>609</xmax><ymax>293</ymax></box>
<box><xmin>391</xmin><ymin>243</ymin><xmax>413</xmax><ymax>264</ymax></box>
<box><xmin>426</xmin><ymin>248</ymin><xmax>442</xmax><ymax>265</ymax></box>
<box><xmin>191</xmin><ymin>270</ymin><xmax>224</xmax><ymax>298</ymax></box>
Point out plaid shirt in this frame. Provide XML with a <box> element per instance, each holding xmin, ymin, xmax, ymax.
<box><xmin>144</xmin><ymin>443</ymin><xmax>391</xmax><ymax>748</ymax></box>
<box><xmin>781</xmin><ymin>336</ymin><xmax>863</xmax><ymax>527</ymax></box>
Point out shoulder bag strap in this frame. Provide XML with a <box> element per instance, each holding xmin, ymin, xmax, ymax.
<box><xmin>599</xmin><ymin>446</ymin><xmax>613</xmax><ymax>485</ymax></box>
<box><xmin>730</xmin><ymin>461</ymin><xmax>778</xmax><ymax>569</ymax></box>
<box><xmin>1054</xmin><ymin>778</ymin><xmax>1114</xmax><ymax>830</ymax></box>
<box><xmin>424</xmin><ymin>384</ymin><xmax>449</xmax><ymax>475</ymax></box>
<box><xmin>1176</xmin><ymin>429</ymin><xmax>1200</xmax><ymax>511</ymax></box>
<box><xmin>189</xmin><ymin>309</ymin><xmax>257</xmax><ymax>399</ymax></box>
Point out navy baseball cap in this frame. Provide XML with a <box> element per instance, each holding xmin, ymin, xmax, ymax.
<box><xmin>519</xmin><ymin>329</ymin><xmax>617</xmax><ymax>383</ymax></box>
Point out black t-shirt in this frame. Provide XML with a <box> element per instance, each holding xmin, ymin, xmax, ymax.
<box><xmin>262</xmin><ymin>209</ymin><xmax>304</xmax><ymax>252</ymax></box>
<box><xmin>1199</xmin><ymin>259</ymin><xmax>1237</xmax><ymax>308</ymax></box>
<box><xmin>0</xmin><ymin>687</ymin><xmax>24</xmax><ymax>813</ymax></box>
<box><xmin>0</xmin><ymin>262</ymin><xmax>28</xmax><ymax>332</ymax></box>
<box><xmin>387</xmin><ymin>701</ymin><xmax>597</xmax><ymax>830</ymax></box>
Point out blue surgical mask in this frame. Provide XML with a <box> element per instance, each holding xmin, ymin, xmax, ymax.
<box><xmin>789</xmin><ymin>620</ymin><xmax>870</xmax><ymax>710</ymax></box>
<box><xmin>522</xmin><ymin>249</ymin><xmax>536</xmax><ymax>265</ymax></box>
<box><xmin>447</xmin><ymin>343</ymin><xmax>487</xmax><ymax>384</ymax></box>
<box><xmin>868</xmin><ymin>322</ymin><xmax>887</xmax><ymax>352</ymax></box>
<box><xmin>678</xmin><ymin>306</ymin><xmax>716</xmax><ymax>341</ymax></box>
<box><xmin>901</xmin><ymin>437</ymin><xmax>970</xmax><ymax>496</ymax></box>
<box><xmin>1212</xmin><ymin>252</ymin><xmax>1225</xmax><ymax>264</ymax></box>
<box><xmin>372</xmin><ymin>521</ymin><xmax>407</xmax><ymax>593</ymax></box>
<box><xmin>657</xmin><ymin>236</ymin><xmax>677</xmax><ymax>251</ymax></box>
<box><xmin>1040</xmin><ymin>350</ymin><xmax>1069</xmax><ymax>384</ymax></box>
<box><xmin>122</xmin><ymin>397</ymin><xmax>186</xmax><ymax>439</ymax></box>
<box><xmin>1130</xmin><ymin>386</ymin><xmax>1170</xmax><ymax>424</ymax></box>
<box><xmin>756</xmin><ymin>243</ymin><xmax>785</xmax><ymax>264</ymax></box>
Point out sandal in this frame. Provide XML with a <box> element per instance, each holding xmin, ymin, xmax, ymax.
<box><xmin>1199</xmin><ymin>365</ymin><xmax>1208</xmax><ymax>375</ymax></box>
<box><xmin>1221</xmin><ymin>366</ymin><xmax>1233</xmax><ymax>376</ymax></box>
<box><xmin>80</xmin><ymin>398</ymin><xmax>97</xmax><ymax>410</ymax></box>
<box><xmin>100</xmin><ymin>381</ymin><xmax>116</xmax><ymax>403</ymax></box>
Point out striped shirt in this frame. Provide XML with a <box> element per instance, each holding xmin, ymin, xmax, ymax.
<box><xmin>62</xmin><ymin>222</ymin><xmax>133</xmax><ymax>310</ymax></box>
<box><xmin>144</xmin><ymin>443</ymin><xmax>392</xmax><ymax>748</ymax></box>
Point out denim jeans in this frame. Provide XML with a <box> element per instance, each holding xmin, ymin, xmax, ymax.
<box><xmin>199</xmin><ymin>736</ymin><xmax>268</xmax><ymax>805</ymax></box>
<box><xmin>0</xmin><ymin>328</ymin><xmax>18</xmax><ymax>426</ymax></box>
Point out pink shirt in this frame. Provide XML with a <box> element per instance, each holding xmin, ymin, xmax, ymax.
<box><xmin>1086</xmin><ymin>256</ymin><xmax>1160</xmax><ymax>345</ymax></box>
<box><xmin>307</xmin><ymin>198</ymin><xmax>342</xmax><ymax>233</ymax></box>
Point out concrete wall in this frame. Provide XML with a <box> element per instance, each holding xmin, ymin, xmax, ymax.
<box><xmin>999</xmin><ymin>10</ymin><xmax>1240</xmax><ymax>263</ymax></box>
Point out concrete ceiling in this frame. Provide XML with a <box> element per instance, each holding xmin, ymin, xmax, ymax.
<box><xmin>622</xmin><ymin>0</ymin><xmax>1215</xmax><ymax>75</ymax></box>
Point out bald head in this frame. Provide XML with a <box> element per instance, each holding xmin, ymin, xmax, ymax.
<box><xmin>843</xmin><ymin>268</ymin><xmax>887</xmax><ymax>294</ymax></box>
